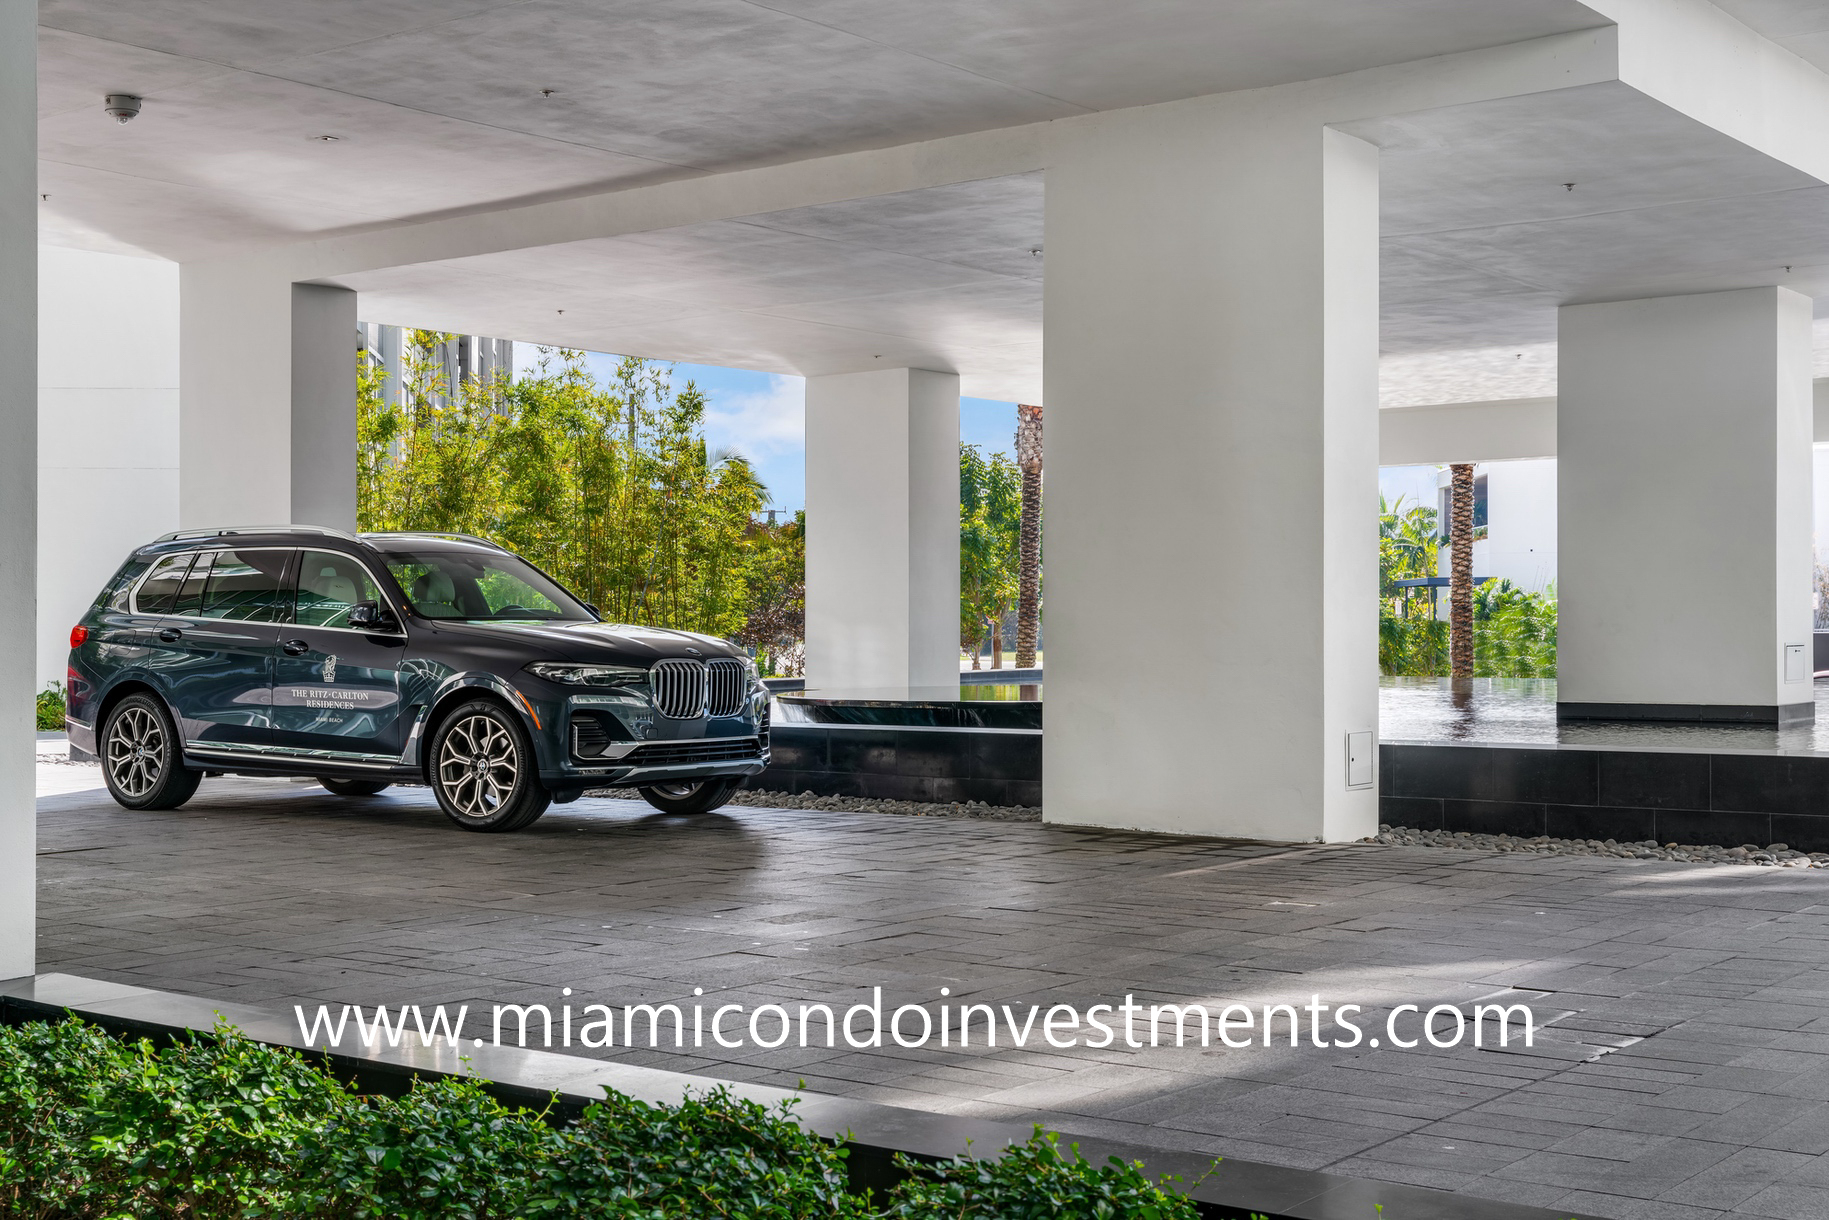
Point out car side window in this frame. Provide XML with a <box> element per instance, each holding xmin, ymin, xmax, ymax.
<box><xmin>199</xmin><ymin>549</ymin><xmax>293</xmax><ymax>622</ymax></box>
<box><xmin>295</xmin><ymin>550</ymin><xmax>383</xmax><ymax>629</ymax></box>
<box><xmin>134</xmin><ymin>552</ymin><xmax>196</xmax><ymax>614</ymax></box>
<box><xmin>171</xmin><ymin>552</ymin><xmax>214</xmax><ymax>618</ymax></box>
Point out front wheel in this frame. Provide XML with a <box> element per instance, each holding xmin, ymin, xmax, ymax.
<box><xmin>639</xmin><ymin>777</ymin><xmax>740</xmax><ymax>815</ymax></box>
<box><xmin>321</xmin><ymin>779</ymin><xmax>391</xmax><ymax>797</ymax></box>
<box><xmin>101</xmin><ymin>693</ymin><xmax>201</xmax><ymax>811</ymax></box>
<box><xmin>429</xmin><ymin>700</ymin><xmax>550</xmax><ymax>832</ymax></box>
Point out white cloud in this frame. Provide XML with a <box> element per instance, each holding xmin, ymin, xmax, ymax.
<box><xmin>700</xmin><ymin>374</ymin><xmax>806</xmax><ymax>462</ymax></box>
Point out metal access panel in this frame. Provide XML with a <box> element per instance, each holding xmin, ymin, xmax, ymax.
<box><xmin>1785</xmin><ymin>642</ymin><xmax>1808</xmax><ymax>684</ymax></box>
<box><xmin>1346</xmin><ymin>730</ymin><xmax>1375</xmax><ymax>789</ymax></box>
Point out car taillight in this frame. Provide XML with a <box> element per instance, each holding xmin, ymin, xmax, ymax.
<box><xmin>70</xmin><ymin>625</ymin><xmax>88</xmax><ymax>648</ymax></box>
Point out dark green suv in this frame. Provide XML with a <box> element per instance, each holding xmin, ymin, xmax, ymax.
<box><xmin>66</xmin><ymin>527</ymin><xmax>769</xmax><ymax>832</ymax></box>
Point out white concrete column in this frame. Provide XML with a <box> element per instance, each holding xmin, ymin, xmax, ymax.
<box><xmin>1043</xmin><ymin>106</ymin><xmax>1380</xmax><ymax>843</ymax></box>
<box><xmin>2</xmin><ymin>0</ymin><xmax>37</xmax><ymax>977</ymax></box>
<box><xmin>179</xmin><ymin>265</ymin><xmax>357</xmax><ymax>531</ymax></box>
<box><xmin>804</xmin><ymin>368</ymin><xmax>960</xmax><ymax>690</ymax></box>
<box><xmin>38</xmin><ymin>249</ymin><xmax>180</xmax><ymax>688</ymax></box>
<box><xmin>1559</xmin><ymin>287</ymin><xmax>1813</xmax><ymax>723</ymax></box>
<box><xmin>291</xmin><ymin>284</ymin><xmax>358</xmax><ymax>531</ymax></box>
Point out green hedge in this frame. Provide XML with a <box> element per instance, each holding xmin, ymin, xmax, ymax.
<box><xmin>0</xmin><ymin>1019</ymin><xmax>1201</xmax><ymax>1219</ymax></box>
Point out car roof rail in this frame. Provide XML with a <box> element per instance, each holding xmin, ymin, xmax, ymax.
<box><xmin>360</xmin><ymin>531</ymin><xmax>506</xmax><ymax>550</ymax></box>
<box><xmin>154</xmin><ymin>524</ymin><xmax>363</xmax><ymax>543</ymax></box>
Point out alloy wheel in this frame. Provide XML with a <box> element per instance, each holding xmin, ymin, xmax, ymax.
<box><xmin>435</xmin><ymin>713</ymin><xmax>519</xmax><ymax>819</ymax></box>
<box><xmin>105</xmin><ymin>705</ymin><xmax>165</xmax><ymax>798</ymax></box>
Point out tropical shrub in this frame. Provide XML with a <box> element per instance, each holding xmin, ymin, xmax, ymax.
<box><xmin>0</xmin><ymin>1019</ymin><xmax>1199</xmax><ymax>1219</ymax></box>
<box><xmin>35</xmin><ymin>683</ymin><xmax>66</xmax><ymax>731</ymax></box>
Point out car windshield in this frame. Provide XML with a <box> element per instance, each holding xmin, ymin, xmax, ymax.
<box><xmin>380</xmin><ymin>548</ymin><xmax>593</xmax><ymax>623</ymax></box>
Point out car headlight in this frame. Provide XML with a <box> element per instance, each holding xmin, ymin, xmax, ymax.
<box><xmin>526</xmin><ymin>662</ymin><xmax>648</xmax><ymax>687</ymax></box>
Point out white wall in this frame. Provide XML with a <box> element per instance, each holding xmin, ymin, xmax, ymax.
<box><xmin>1484</xmin><ymin>460</ymin><xmax>1556</xmax><ymax>594</ymax></box>
<box><xmin>39</xmin><ymin>247</ymin><xmax>180</xmax><ymax>689</ymax></box>
<box><xmin>1559</xmin><ymin>286</ymin><xmax>1813</xmax><ymax>715</ymax></box>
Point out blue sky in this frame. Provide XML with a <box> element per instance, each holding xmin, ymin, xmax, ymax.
<box><xmin>513</xmin><ymin>345</ymin><xmax>1018</xmax><ymax>513</ymax></box>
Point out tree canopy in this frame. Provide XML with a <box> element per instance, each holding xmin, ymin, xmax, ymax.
<box><xmin>358</xmin><ymin>334</ymin><xmax>800</xmax><ymax>667</ymax></box>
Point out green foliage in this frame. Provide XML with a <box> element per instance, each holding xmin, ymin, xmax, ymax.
<box><xmin>1377</xmin><ymin>494</ymin><xmax>1557</xmax><ymax>678</ymax></box>
<box><xmin>959</xmin><ymin>444</ymin><xmax>1023</xmax><ymax>659</ymax></box>
<box><xmin>36</xmin><ymin>683</ymin><xmax>66</xmax><ymax>731</ymax></box>
<box><xmin>1472</xmin><ymin>579</ymin><xmax>1558</xmax><ymax>678</ymax></box>
<box><xmin>886</xmin><ymin>1131</ymin><xmax>1199</xmax><ymax>1220</ymax></box>
<box><xmin>0</xmin><ymin>1020</ymin><xmax>1200</xmax><ymax>1219</ymax></box>
<box><xmin>358</xmin><ymin>335</ymin><xmax>785</xmax><ymax>642</ymax></box>
<box><xmin>732</xmin><ymin>510</ymin><xmax>807</xmax><ymax>677</ymax></box>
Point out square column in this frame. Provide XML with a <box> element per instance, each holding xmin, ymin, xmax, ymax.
<box><xmin>179</xmin><ymin>265</ymin><xmax>357</xmax><ymax>531</ymax></box>
<box><xmin>1</xmin><ymin>0</ymin><xmax>34</xmax><ymax>976</ymax></box>
<box><xmin>804</xmin><ymin>368</ymin><xmax>960</xmax><ymax>690</ymax></box>
<box><xmin>1043</xmin><ymin>105</ymin><xmax>1380</xmax><ymax>842</ymax></box>
<box><xmin>1559</xmin><ymin>287</ymin><xmax>1813</xmax><ymax>723</ymax></box>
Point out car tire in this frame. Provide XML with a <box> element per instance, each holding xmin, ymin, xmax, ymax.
<box><xmin>100</xmin><ymin>693</ymin><xmax>202</xmax><ymax>811</ymax></box>
<box><xmin>321</xmin><ymin>779</ymin><xmax>391</xmax><ymax>797</ymax></box>
<box><xmin>639</xmin><ymin>777</ymin><xmax>740</xmax><ymax>815</ymax></box>
<box><xmin>428</xmin><ymin>699</ymin><xmax>551</xmax><ymax>832</ymax></box>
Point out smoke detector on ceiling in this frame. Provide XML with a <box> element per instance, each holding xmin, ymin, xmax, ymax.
<box><xmin>103</xmin><ymin>94</ymin><xmax>142</xmax><ymax>124</ymax></box>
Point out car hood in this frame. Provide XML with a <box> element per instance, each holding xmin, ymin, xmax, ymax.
<box><xmin>421</xmin><ymin>618</ymin><xmax>741</xmax><ymax>662</ymax></box>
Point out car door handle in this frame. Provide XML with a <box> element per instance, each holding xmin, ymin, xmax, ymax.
<box><xmin>158</xmin><ymin>627</ymin><xmax>182</xmax><ymax>643</ymax></box>
<box><xmin>282</xmin><ymin>639</ymin><xmax>310</xmax><ymax>656</ymax></box>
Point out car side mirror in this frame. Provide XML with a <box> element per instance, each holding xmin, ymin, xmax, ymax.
<box><xmin>349</xmin><ymin>601</ymin><xmax>397</xmax><ymax>632</ymax></box>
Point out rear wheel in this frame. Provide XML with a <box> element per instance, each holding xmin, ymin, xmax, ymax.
<box><xmin>321</xmin><ymin>779</ymin><xmax>391</xmax><ymax>797</ymax></box>
<box><xmin>639</xmin><ymin>777</ymin><xmax>740</xmax><ymax>815</ymax></box>
<box><xmin>429</xmin><ymin>700</ymin><xmax>550</xmax><ymax>832</ymax></box>
<box><xmin>101</xmin><ymin>693</ymin><xmax>201</xmax><ymax>811</ymax></box>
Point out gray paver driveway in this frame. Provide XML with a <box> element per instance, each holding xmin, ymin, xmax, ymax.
<box><xmin>34</xmin><ymin>775</ymin><xmax>1829</xmax><ymax>1219</ymax></box>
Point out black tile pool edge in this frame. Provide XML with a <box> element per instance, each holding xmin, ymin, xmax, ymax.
<box><xmin>0</xmin><ymin>973</ymin><xmax>1582</xmax><ymax>1220</ymax></box>
<box><xmin>757</xmin><ymin>724</ymin><xmax>1041</xmax><ymax>807</ymax></box>
<box><xmin>1383</xmin><ymin>741</ymin><xmax>1829</xmax><ymax>850</ymax></box>
<box><xmin>762</xmin><ymin>726</ymin><xmax>1829</xmax><ymax>850</ymax></box>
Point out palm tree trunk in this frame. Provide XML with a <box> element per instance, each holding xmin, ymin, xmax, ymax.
<box><xmin>992</xmin><ymin>618</ymin><xmax>1003</xmax><ymax>670</ymax></box>
<box><xmin>1449</xmin><ymin>462</ymin><xmax>1475</xmax><ymax>682</ymax></box>
<box><xmin>1014</xmin><ymin>403</ymin><xmax>1043</xmax><ymax>668</ymax></box>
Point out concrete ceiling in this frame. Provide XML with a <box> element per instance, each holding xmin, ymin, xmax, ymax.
<box><xmin>343</xmin><ymin>174</ymin><xmax>1046</xmax><ymax>401</ymax></box>
<box><xmin>37</xmin><ymin>0</ymin><xmax>1605</xmax><ymax>259</ymax></box>
<box><xmin>34</xmin><ymin>1</ymin><xmax>1829</xmax><ymax>404</ymax></box>
<box><xmin>346</xmin><ymin>79</ymin><xmax>1829</xmax><ymax>402</ymax></box>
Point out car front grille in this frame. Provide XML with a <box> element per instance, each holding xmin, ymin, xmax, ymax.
<box><xmin>706</xmin><ymin>658</ymin><xmax>746</xmax><ymax>717</ymax></box>
<box><xmin>651</xmin><ymin>659</ymin><xmax>705</xmax><ymax>718</ymax></box>
<box><xmin>624</xmin><ymin>737</ymin><xmax>762</xmax><ymax>767</ymax></box>
<box><xmin>649</xmin><ymin>657</ymin><xmax>750</xmax><ymax>719</ymax></box>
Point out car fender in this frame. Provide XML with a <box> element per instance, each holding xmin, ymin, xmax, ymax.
<box><xmin>91</xmin><ymin>667</ymin><xmax>181</xmax><ymax>726</ymax></box>
<box><xmin>419</xmin><ymin>671</ymin><xmax>555</xmax><ymax>773</ymax></box>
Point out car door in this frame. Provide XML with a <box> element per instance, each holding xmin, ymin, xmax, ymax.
<box><xmin>269</xmin><ymin>549</ymin><xmax>408</xmax><ymax>760</ymax></box>
<box><xmin>153</xmin><ymin>548</ymin><xmax>291</xmax><ymax>750</ymax></box>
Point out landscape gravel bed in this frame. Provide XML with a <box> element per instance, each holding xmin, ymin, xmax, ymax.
<box><xmin>728</xmin><ymin>789</ymin><xmax>1043</xmax><ymax>821</ymax></box>
<box><xmin>1373</xmin><ymin>824</ymin><xmax>1829</xmax><ymax>867</ymax></box>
